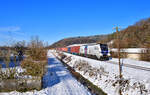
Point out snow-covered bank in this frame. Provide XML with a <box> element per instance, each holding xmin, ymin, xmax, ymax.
<box><xmin>59</xmin><ymin>51</ymin><xmax>150</xmax><ymax>95</ymax></box>
<box><xmin>111</xmin><ymin>48</ymin><xmax>146</xmax><ymax>53</ymax></box>
<box><xmin>0</xmin><ymin>51</ymin><xmax>91</xmax><ymax>95</ymax></box>
<box><xmin>111</xmin><ymin>58</ymin><xmax>150</xmax><ymax>69</ymax></box>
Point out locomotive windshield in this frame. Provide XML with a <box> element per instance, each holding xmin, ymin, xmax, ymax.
<box><xmin>100</xmin><ymin>44</ymin><xmax>108</xmax><ymax>51</ymax></box>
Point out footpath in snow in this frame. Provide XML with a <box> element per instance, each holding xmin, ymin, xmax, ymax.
<box><xmin>0</xmin><ymin>51</ymin><xmax>91</xmax><ymax>95</ymax></box>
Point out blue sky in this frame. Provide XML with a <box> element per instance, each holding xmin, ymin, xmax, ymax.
<box><xmin>0</xmin><ymin>0</ymin><xmax>150</xmax><ymax>46</ymax></box>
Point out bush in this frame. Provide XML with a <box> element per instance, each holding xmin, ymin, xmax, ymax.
<box><xmin>0</xmin><ymin>68</ymin><xmax>17</xmax><ymax>80</ymax></box>
<box><xmin>20</xmin><ymin>37</ymin><xmax>47</xmax><ymax>77</ymax></box>
<box><xmin>110</xmin><ymin>51</ymin><xmax>118</xmax><ymax>58</ymax></box>
<box><xmin>21</xmin><ymin>58</ymin><xmax>46</xmax><ymax>77</ymax></box>
<box><xmin>140</xmin><ymin>49</ymin><xmax>150</xmax><ymax>61</ymax></box>
<box><xmin>27</xmin><ymin>36</ymin><xmax>47</xmax><ymax>61</ymax></box>
<box><xmin>110</xmin><ymin>51</ymin><xmax>127</xmax><ymax>58</ymax></box>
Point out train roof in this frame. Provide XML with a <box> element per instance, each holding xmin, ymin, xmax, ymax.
<box><xmin>67</xmin><ymin>43</ymin><xmax>107</xmax><ymax>47</ymax></box>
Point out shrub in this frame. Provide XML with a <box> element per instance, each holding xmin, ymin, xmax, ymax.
<box><xmin>110</xmin><ymin>51</ymin><xmax>127</xmax><ymax>58</ymax></box>
<box><xmin>21</xmin><ymin>58</ymin><xmax>46</xmax><ymax>77</ymax></box>
<box><xmin>140</xmin><ymin>49</ymin><xmax>150</xmax><ymax>61</ymax></box>
<box><xmin>27</xmin><ymin>36</ymin><xmax>47</xmax><ymax>61</ymax></box>
<box><xmin>0</xmin><ymin>68</ymin><xmax>17</xmax><ymax>80</ymax></box>
<box><xmin>20</xmin><ymin>37</ymin><xmax>47</xmax><ymax>77</ymax></box>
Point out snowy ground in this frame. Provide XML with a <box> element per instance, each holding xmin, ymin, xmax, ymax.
<box><xmin>0</xmin><ymin>51</ymin><xmax>91</xmax><ymax>95</ymax></box>
<box><xmin>111</xmin><ymin>58</ymin><xmax>150</xmax><ymax>69</ymax></box>
<box><xmin>60</xmin><ymin>51</ymin><xmax>150</xmax><ymax>95</ymax></box>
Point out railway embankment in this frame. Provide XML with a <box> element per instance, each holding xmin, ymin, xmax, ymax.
<box><xmin>53</xmin><ymin>50</ymin><xmax>150</xmax><ymax>95</ymax></box>
<box><xmin>52</xmin><ymin>51</ymin><xmax>107</xmax><ymax>95</ymax></box>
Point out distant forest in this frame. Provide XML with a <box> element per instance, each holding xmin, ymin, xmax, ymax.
<box><xmin>49</xmin><ymin>18</ymin><xmax>150</xmax><ymax>48</ymax></box>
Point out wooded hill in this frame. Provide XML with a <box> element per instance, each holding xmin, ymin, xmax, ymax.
<box><xmin>49</xmin><ymin>18</ymin><xmax>150</xmax><ymax>48</ymax></box>
<box><xmin>49</xmin><ymin>35</ymin><xmax>107</xmax><ymax>48</ymax></box>
<box><xmin>105</xmin><ymin>18</ymin><xmax>150</xmax><ymax>48</ymax></box>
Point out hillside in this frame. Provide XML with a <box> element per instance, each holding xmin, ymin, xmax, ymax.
<box><xmin>49</xmin><ymin>35</ymin><xmax>107</xmax><ymax>48</ymax></box>
<box><xmin>109</xmin><ymin>18</ymin><xmax>150</xmax><ymax>48</ymax></box>
<box><xmin>49</xmin><ymin>18</ymin><xmax>150</xmax><ymax>48</ymax></box>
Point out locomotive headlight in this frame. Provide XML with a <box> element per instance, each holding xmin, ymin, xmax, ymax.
<box><xmin>108</xmin><ymin>53</ymin><xmax>111</xmax><ymax>56</ymax></box>
<box><xmin>99</xmin><ymin>53</ymin><xmax>103</xmax><ymax>56</ymax></box>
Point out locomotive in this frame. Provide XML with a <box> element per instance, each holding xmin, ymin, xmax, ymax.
<box><xmin>56</xmin><ymin>43</ymin><xmax>111</xmax><ymax>60</ymax></box>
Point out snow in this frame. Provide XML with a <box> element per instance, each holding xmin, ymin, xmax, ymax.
<box><xmin>111</xmin><ymin>48</ymin><xmax>146</xmax><ymax>53</ymax></box>
<box><xmin>111</xmin><ymin>58</ymin><xmax>150</xmax><ymax>69</ymax></box>
<box><xmin>1</xmin><ymin>66</ymin><xmax>25</xmax><ymax>73</ymax></box>
<box><xmin>107</xmin><ymin>40</ymin><xmax>114</xmax><ymax>45</ymax></box>
<box><xmin>0</xmin><ymin>51</ymin><xmax>91</xmax><ymax>95</ymax></box>
<box><xmin>61</xmin><ymin>51</ymin><xmax>150</xmax><ymax>95</ymax></box>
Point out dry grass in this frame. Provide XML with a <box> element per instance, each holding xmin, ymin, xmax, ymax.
<box><xmin>110</xmin><ymin>51</ymin><xmax>127</xmax><ymax>58</ymax></box>
<box><xmin>21</xmin><ymin>37</ymin><xmax>47</xmax><ymax>77</ymax></box>
<box><xmin>0</xmin><ymin>68</ymin><xmax>17</xmax><ymax>80</ymax></box>
<box><xmin>27</xmin><ymin>36</ymin><xmax>47</xmax><ymax>61</ymax></box>
<box><xmin>21</xmin><ymin>58</ymin><xmax>46</xmax><ymax>77</ymax></box>
<box><xmin>140</xmin><ymin>49</ymin><xmax>150</xmax><ymax>61</ymax></box>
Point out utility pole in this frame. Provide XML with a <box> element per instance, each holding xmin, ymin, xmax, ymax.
<box><xmin>116</xmin><ymin>26</ymin><xmax>122</xmax><ymax>78</ymax></box>
<box><xmin>114</xmin><ymin>26</ymin><xmax>122</xmax><ymax>95</ymax></box>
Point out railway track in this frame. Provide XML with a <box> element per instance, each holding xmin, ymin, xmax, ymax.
<box><xmin>107</xmin><ymin>60</ymin><xmax>150</xmax><ymax>71</ymax></box>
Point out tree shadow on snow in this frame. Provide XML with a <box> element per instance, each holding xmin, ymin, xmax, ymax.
<box><xmin>42</xmin><ymin>58</ymin><xmax>72</xmax><ymax>88</ymax></box>
<box><xmin>42</xmin><ymin>58</ymin><xmax>61</xmax><ymax>88</ymax></box>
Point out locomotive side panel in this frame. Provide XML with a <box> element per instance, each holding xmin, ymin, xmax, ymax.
<box><xmin>87</xmin><ymin>45</ymin><xmax>101</xmax><ymax>59</ymax></box>
<box><xmin>79</xmin><ymin>46</ymin><xmax>85</xmax><ymax>54</ymax></box>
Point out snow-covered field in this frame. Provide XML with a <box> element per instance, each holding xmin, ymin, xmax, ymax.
<box><xmin>60</xmin><ymin>51</ymin><xmax>150</xmax><ymax>95</ymax></box>
<box><xmin>111</xmin><ymin>48</ymin><xmax>146</xmax><ymax>53</ymax></box>
<box><xmin>111</xmin><ymin>58</ymin><xmax>150</xmax><ymax>69</ymax></box>
<box><xmin>0</xmin><ymin>51</ymin><xmax>91</xmax><ymax>95</ymax></box>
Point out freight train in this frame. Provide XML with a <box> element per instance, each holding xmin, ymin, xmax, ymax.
<box><xmin>56</xmin><ymin>43</ymin><xmax>111</xmax><ymax>60</ymax></box>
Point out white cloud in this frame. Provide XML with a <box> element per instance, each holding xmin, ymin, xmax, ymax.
<box><xmin>0</xmin><ymin>33</ymin><xmax>10</xmax><ymax>39</ymax></box>
<box><xmin>0</xmin><ymin>26</ymin><xmax>20</xmax><ymax>32</ymax></box>
<box><xmin>0</xmin><ymin>26</ymin><xmax>28</xmax><ymax>45</ymax></box>
<box><xmin>0</xmin><ymin>26</ymin><xmax>25</xmax><ymax>36</ymax></box>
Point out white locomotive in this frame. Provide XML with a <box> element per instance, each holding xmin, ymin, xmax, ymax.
<box><xmin>59</xmin><ymin>43</ymin><xmax>111</xmax><ymax>60</ymax></box>
<box><xmin>79</xmin><ymin>43</ymin><xmax>111</xmax><ymax>60</ymax></box>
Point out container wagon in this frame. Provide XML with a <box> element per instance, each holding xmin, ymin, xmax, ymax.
<box><xmin>70</xmin><ymin>46</ymin><xmax>80</xmax><ymax>54</ymax></box>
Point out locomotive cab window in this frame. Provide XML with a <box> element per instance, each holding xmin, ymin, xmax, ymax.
<box><xmin>100</xmin><ymin>44</ymin><xmax>108</xmax><ymax>51</ymax></box>
<box><xmin>95</xmin><ymin>46</ymin><xmax>99</xmax><ymax>50</ymax></box>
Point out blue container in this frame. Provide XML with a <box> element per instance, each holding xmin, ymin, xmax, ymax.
<box><xmin>68</xmin><ymin>47</ymin><xmax>71</xmax><ymax>53</ymax></box>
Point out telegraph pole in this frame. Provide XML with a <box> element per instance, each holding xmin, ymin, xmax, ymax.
<box><xmin>114</xmin><ymin>26</ymin><xmax>122</xmax><ymax>95</ymax></box>
<box><xmin>116</xmin><ymin>26</ymin><xmax>122</xmax><ymax>78</ymax></box>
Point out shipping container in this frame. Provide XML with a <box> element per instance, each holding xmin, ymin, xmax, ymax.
<box><xmin>61</xmin><ymin>47</ymin><xmax>68</xmax><ymax>52</ymax></box>
<box><xmin>68</xmin><ymin>47</ymin><xmax>71</xmax><ymax>53</ymax></box>
<box><xmin>70</xmin><ymin>46</ymin><xmax>80</xmax><ymax>54</ymax></box>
